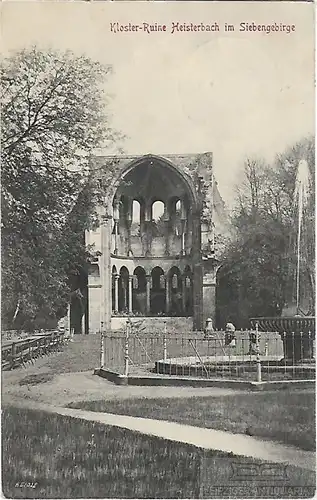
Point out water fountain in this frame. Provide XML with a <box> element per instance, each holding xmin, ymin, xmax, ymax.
<box><xmin>250</xmin><ymin>159</ymin><xmax>315</xmax><ymax>363</ymax></box>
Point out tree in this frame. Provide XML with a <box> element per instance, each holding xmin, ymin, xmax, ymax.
<box><xmin>1</xmin><ymin>47</ymin><xmax>121</xmax><ymax>330</ymax></box>
<box><xmin>216</xmin><ymin>137</ymin><xmax>315</xmax><ymax>329</ymax></box>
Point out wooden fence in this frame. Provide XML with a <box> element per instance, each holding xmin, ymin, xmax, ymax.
<box><xmin>1</xmin><ymin>330</ymin><xmax>68</xmax><ymax>370</ymax></box>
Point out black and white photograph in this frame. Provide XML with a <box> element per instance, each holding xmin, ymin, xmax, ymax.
<box><xmin>1</xmin><ymin>1</ymin><xmax>315</xmax><ymax>498</ymax></box>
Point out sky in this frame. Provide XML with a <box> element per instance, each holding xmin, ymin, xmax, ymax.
<box><xmin>2</xmin><ymin>1</ymin><xmax>315</xmax><ymax>205</ymax></box>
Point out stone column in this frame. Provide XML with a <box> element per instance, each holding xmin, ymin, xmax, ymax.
<box><xmin>144</xmin><ymin>203</ymin><xmax>152</xmax><ymax>256</ymax></box>
<box><xmin>202</xmin><ymin>268</ymin><xmax>217</xmax><ymax>326</ymax></box>
<box><xmin>181</xmin><ymin>277</ymin><xmax>186</xmax><ymax>314</ymax></box>
<box><xmin>128</xmin><ymin>275</ymin><xmax>133</xmax><ymax>313</ymax></box>
<box><xmin>164</xmin><ymin>220</ymin><xmax>170</xmax><ymax>256</ymax></box>
<box><xmin>100</xmin><ymin>214</ymin><xmax>113</xmax><ymax>330</ymax></box>
<box><xmin>166</xmin><ymin>276</ymin><xmax>170</xmax><ymax>314</ymax></box>
<box><xmin>114</xmin><ymin>274</ymin><xmax>119</xmax><ymax>313</ymax></box>
<box><xmin>114</xmin><ymin>223</ymin><xmax>119</xmax><ymax>256</ymax></box>
<box><xmin>126</xmin><ymin>198</ymin><xmax>133</xmax><ymax>256</ymax></box>
<box><xmin>146</xmin><ymin>275</ymin><xmax>151</xmax><ymax>314</ymax></box>
<box><xmin>113</xmin><ymin>202</ymin><xmax>119</xmax><ymax>256</ymax></box>
<box><xmin>181</xmin><ymin>231</ymin><xmax>185</xmax><ymax>256</ymax></box>
<box><xmin>180</xmin><ymin>201</ymin><xmax>187</xmax><ymax>256</ymax></box>
<box><xmin>185</xmin><ymin>210</ymin><xmax>192</xmax><ymax>254</ymax></box>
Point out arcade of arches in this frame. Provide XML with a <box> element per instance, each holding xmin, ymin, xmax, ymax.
<box><xmin>83</xmin><ymin>153</ymin><xmax>224</xmax><ymax>333</ymax></box>
<box><xmin>111</xmin><ymin>265</ymin><xmax>193</xmax><ymax>316</ymax></box>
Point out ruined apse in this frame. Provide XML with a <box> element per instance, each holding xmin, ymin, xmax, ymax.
<box><xmin>85</xmin><ymin>152</ymin><xmax>229</xmax><ymax>333</ymax></box>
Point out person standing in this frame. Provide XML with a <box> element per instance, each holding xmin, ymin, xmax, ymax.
<box><xmin>225</xmin><ymin>322</ymin><xmax>236</xmax><ymax>347</ymax></box>
<box><xmin>204</xmin><ymin>318</ymin><xmax>214</xmax><ymax>338</ymax></box>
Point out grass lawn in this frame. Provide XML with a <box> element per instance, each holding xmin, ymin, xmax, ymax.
<box><xmin>68</xmin><ymin>389</ymin><xmax>316</xmax><ymax>451</ymax></box>
<box><xmin>2</xmin><ymin>407</ymin><xmax>315</xmax><ymax>499</ymax></box>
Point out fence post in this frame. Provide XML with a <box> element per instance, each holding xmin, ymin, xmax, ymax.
<box><xmin>11</xmin><ymin>342</ymin><xmax>16</xmax><ymax>369</ymax></box>
<box><xmin>264</xmin><ymin>340</ymin><xmax>268</xmax><ymax>356</ymax></box>
<box><xmin>255</xmin><ymin>322</ymin><xmax>262</xmax><ymax>383</ymax></box>
<box><xmin>163</xmin><ymin>321</ymin><xmax>167</xmax><ymax>361</ymax></box>
<box><xmin>100</xmin><ymin>322</ymin><xmax>105</xmax><ymax>368</ymax></box>
<box><xmin>124</xmin><ymin>321</ymin><xmax>129</xmax><ymax>377</ymax></box>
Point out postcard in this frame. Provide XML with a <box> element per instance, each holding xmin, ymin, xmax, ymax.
<box><xmin>1</xmin><ymin>1</ymin><xmax>315</xmax><ymax>499</ymax></box>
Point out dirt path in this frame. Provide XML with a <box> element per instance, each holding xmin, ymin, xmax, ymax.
<box><xmin>2</xmin><ymin>369</ymin><xmax>251</xmax><ymax>407</ymax></box>
<box><xmin>7</xmin><ymin>399</ymin><xmax>316</xmax><ymax>472</ymax></box>
<box><xmin>2</xmin><ymin>335</ymin><xmax>251</xmax><ymax>407</ymax></box>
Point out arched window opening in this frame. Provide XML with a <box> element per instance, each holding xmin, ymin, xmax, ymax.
<box><xmin>183</xmin><ymin>267</ymin><xmax>193</xmax><ymax>317</ymax></box>
<box><xmin>118</xmin><ymin>266</ymin><xmax>129</xmax><ymax>313</ymax></box>
<box><xmin>131</xmin><ymin>199</ymin><xmax>141</xmax><ymax>237</ymax></box>
<box><xmin>152</xmin><ymin>201</ymin><xmax>165</xmax><ymax>222</ymax></box>
<box><xmin>150</xmin><ymin>200</ymin><xmax>165</xmax><ymax>240</ymax></box>
<box><xmin>174</xmin><ymin>199</ymin><xmax>183</xmax><ymax>236</ymax></box>
<box><xmin>132</xmin><ymin>267</ymin><xmax>146</xmax><ymax>314</ymax></box>
<box><xmin>168</xmin><ymin>267</ymin><xmax>183</xmax><ymax>316</ymax></box>
<box><xmin>151</xmin><ymin>267</ymin><xmax>165</xmax><ymax>291</ymax></box>
<box><xmin>159</xmin><ymin>274</ymin><xmax>166</xmax><ymax>289</ymax></box>
<box><xmin>150</xmin><ymin>267</ymin><xmax>166</xmax><ymax>314</ymax></box>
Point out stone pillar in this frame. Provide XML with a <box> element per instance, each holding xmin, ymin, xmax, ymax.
<box><xmin>202</xmin><ymin>268</ymin><xmax>217</xmax><ymax>326</ymax></box>
<box><xmin>144</xmin><ymin>203</ymin><xmax>152</xmax><ymax>256</ymax></box>
<box><xmin>114</xmin><ymin>221</ymin><xmax>119</xmax><ymax>255</ymax></box>
<box><xmin>122</xmin><ymin>280</ymin><xmax>127</xmax><ymax>311</ymax></box>
<box><xmin>181</xmin><ymin>230</ymin><xmax>186</xmax><ymax>256</ymax></box>
<box><xmin>128</xmin><ymin>275</ymin><xmax>133</xmax><ymax>313</ymax></box>
<box><xmin>113</xmin><ymin>203</ymin><xmax>119</xmax><ymax>256</ymax></box>
<box><xmin>126</xmin><ymin>198</ymin><xmax>133</xmax><ymax>256</ymax></box>
<box><xmin>146</xmin><ymin>275</ymin><xmax>151</xmax><ymax>314</ymax></box>
<box><xmin>164</xmin><ymin>221</ymin><xmax>170</xmax><ymax>256</ymax></box>
<box><xmin>100</xmin><ymin>215</ymin><xmax>112</xmax><ymax>330</ymax></box>
<box><xmin>166</xmin><ymin>276</ymin><xmax>170</xmax><ymax>314</ymax></box>
<box><xmin>181</xmin><ymin>277</ymin><xmax>186</xmax><ymax>313</ymax></box>
<box><xmin>180</xmin><ymin>202</ymin><xmax>187</xmax><ymax>256</ymax></box>
<box><xmin>114</xmin><ymin>274</ymin><xmax>119</xmax><ymax>313</ymax></box>
<box><xmin>192</xmin><ymin>205</ymin><xmax>203</xmax><ymax>330</ymax></box>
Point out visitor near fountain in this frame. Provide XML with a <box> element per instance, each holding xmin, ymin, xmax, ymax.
<box><xmin>225</xmin><ymin>322</ymin><xmax>236</xmax><ymax>347</ymax></box>
<box><xmin>203</xmin><ymin>318</ymin><xmax>214</xmax><ymax>338</ymax></box>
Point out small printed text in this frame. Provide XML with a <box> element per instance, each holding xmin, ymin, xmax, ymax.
<box><xmin>109</xmin><ymin>22</ymin><xmax>296</xmax><ymax>35</ymax></box>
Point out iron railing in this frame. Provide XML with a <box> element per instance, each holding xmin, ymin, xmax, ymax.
<box><xmin>100</xmin><ymin>324</ymin><xmax>315</xmax><ymax>382</ymax></box>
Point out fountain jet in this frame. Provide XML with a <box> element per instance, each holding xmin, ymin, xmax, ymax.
<box><xmin>251</xmin><ymin>159</ymin><xmax>315</xmax><ymax>363</ymax></box>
